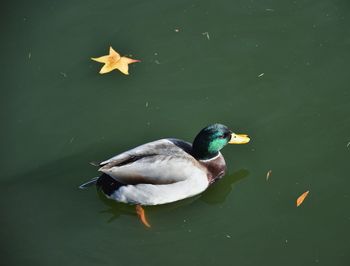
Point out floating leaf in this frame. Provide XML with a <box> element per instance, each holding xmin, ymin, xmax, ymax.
<box><xmin>136</xmin><ymin>205</ymin><xmax>151</xmax><ymax>228</ymax></box>
<box><xmin>296</xmin><ymin>190</ymin><xmax>309</xmax><ymax>207</ymax></box>
<box><xmin>91</xmin><ymin>46</ymin><xmax>140</xmax><ymax>75</ymax></box>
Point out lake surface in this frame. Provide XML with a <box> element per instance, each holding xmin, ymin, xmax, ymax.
<box><xmin>1</xmin><ymin>0</ymin><xmax>349</xmax><ymax>265</ymax></box>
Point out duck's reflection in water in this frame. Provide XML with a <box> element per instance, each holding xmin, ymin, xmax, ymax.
<box><xmin>201</xmin><ymin>169</ymin><xmax>250</xmax><ymax>205</ymax></box>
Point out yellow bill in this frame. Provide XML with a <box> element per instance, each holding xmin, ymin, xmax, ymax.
<box><xmin>229</xmin><ymin>133</ymin><xmax>250</xmax><ymax>144</ymax></box>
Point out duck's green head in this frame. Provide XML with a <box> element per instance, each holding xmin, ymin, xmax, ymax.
<box><xmin>192</xmin><ymin>124</ymin><xmax>250</xmax><ymax>160</ymax></box>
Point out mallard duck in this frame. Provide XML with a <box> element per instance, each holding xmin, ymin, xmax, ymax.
<box><xmin>80</xmin><ymin>124</ymin><xmax>250</xmax><ymax>207</ymax></box>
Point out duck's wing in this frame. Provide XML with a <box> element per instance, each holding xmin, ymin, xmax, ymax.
<box><xmin>99</xmin><ymin>139</ymin><xmax>200</xmax><ymax>185</ymax></box>
<box><xmin>99</xmin><ymin>138</ymin><xmax>192</xmax><ymax>167</ymax></box>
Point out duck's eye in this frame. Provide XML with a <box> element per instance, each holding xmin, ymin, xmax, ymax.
<box><xmin>223</xmin><ymin>133</ymin><xmax>230</xmax><ymax>138</ymax></box>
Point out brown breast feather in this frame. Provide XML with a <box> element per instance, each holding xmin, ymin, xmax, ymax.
<box><xmin>199</xmin><ymin>154</ymin><xmax>227</xmax><ymax>184</ymax></box>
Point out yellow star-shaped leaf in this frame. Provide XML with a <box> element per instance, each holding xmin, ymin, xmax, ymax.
<box><xmin>91</xmin><ymin>46</ymin><xmax>140</xmax><ymax>75</ymax></box>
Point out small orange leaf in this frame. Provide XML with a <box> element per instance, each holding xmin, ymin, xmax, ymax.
<box><xmin>296</xmin><ymin>190</ymin><xmax>309</xmax><ymax>207</ymax></box>
<box><xmin>91</xmin><ymin>46</ymin><xmax>140</xmax><ymax>75</ymax></box>
<box><xmin>136</xmin><ymin>205</ymin><xmax>151</xmax><ymax>228</ymax></box>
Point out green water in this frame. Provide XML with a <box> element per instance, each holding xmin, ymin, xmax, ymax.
<box><xmin>1</xmin><ymin>0</ymin><xmax>350</xmax><ymax>265</ymax></box>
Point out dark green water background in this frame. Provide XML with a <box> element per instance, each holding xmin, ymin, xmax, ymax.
<box><xmin>1</xmin><ymin>0</ymin><xmax>349</xmax><ymax>265</ymax></box>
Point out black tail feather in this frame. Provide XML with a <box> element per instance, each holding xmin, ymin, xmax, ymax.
<box><xmin>96</xmin><ymin>174</ymin><xmax>124</xmax><ymax>196</ymax></box>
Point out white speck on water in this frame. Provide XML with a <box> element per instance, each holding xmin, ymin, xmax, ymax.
<box><xmin>188</xmin><ymin>229</ymin><xmax>192</xmax><ymax>233</ymax></box>
<box><xmin>226</xmin><ymin>234</ymin><xmax>231</xmax><ymax>239</ymax></box>
<box><xmin>154</xmin><ymin>52</ymin><xmax>158</xmax><ymax>56</ymax></box>
<box><xmin>145</xmin><ymin>102</ymin><xmax>149</xmax><ymax>107</ymax></box>
<box><xmin>202</xmin><ymin>32</ymin><xmax>210</xmax><ymax>40</ymax></box>
<box><xmin>183</xmin><ymin>219</ymin><xmax>187</xmax><ymax>223</ymax></box>
<box><xmin>69</xmin><ymin>137</ymin><xmax>74</xmax><ymax>143</ymax></box>
<box><xmin>60</xmin><ymin>72</ymin><xmax>67</xmax><ymax>78</ymax></box>
<box><xmin>28</xmin><ymin>52</ymin><xmax>31</xmax><ymax>59</ymax></box>
<box><xmin>346</xmin><ymin>141</ymin><xmax>350</xmax><ymax>148</ymax></box>
<box><xmin>147</xmin><ymin>122</ymin><xmax>151</xmax><ymax>126</ymax></box>
<box><xmin>154</xmin><ymin>60</ymin><xmax>161</xmax><ymax>65</ymax></box>
<box><xmin>265</xmin><ymin>8</ymin><xmax>274</xmax><ymax>12</ymax></box>
<box><xmin>266</xmin><ymin>170</ymin><xmax>272</xmax><ymax>181</ymax></box>
<box><xmin>258</xmin><ymin>73</ymin><xmax>264</xmax><ymax>77</ymax></box>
